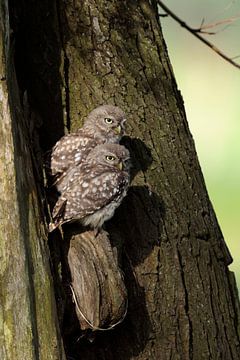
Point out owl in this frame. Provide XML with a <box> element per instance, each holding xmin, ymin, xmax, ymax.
<box><xmin>46</xmin><ymin>105</ymin><xmax>127</xmax><ymax>191</ymax></box>
<box><xmin>49</xmin><ymin>143</ymin><xmax>130</xmax><ymax>232</ymax></box>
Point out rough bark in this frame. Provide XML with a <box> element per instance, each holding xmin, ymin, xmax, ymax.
<box><xmin>0</xmin><ymin>1</ymin><xmax>65</xmax><ymax>359</ymax></box>
<box><xmin>1</xmin><ymin>0</ymin><xmax>240</xmax><ymax>359</ymax></box>
<box><xmin>56</xmin><ymin>1</ymin><xmax>240</xmax><ymax>358</ymax></box>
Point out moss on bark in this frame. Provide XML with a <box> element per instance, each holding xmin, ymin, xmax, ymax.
<box><xmin>0</xmin><ymin>1</ymin><xmax>65</xmax><ymax>359</ymax></box>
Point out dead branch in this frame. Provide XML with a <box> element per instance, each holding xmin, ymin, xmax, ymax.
<box><xmin>200</xmin><ymin>14</ymin><xmax>240</xmax><ymax>30</ymax></box>
<box><xmin>157</xmin><ymin>1</ymin><xmax>240</xmax><ymax>70</ymax></box>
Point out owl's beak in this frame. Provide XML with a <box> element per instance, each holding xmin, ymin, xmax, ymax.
<box><xmin>115</xmin><ymin>125</ymin><xmax>122</xmax><ymax>135</ymax></box>
<box><xmin>117</xmin><ymin>161</ymin><xmax>123</xmax><ymax>171</ymax></box>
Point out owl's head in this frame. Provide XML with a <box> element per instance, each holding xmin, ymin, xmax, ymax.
<box><xmin>83</xmin><ymin>105</ymin><xmax>127</xmax><ymax>141</ymax></box>
<box><xmin>86</xmin><ymin>143</ymin><xmax>130</xmax><ymax>171</ymax></box>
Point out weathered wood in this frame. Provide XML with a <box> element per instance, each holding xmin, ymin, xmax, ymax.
<box><xmin>56</xmin><ymin>0</ymin><xmax>240</xmax><ymax>359</ymax></box>
<box><xmin>0</xmin><ymin>1</ymin><xmax>66</xmax><ymax>359</ymax></box>
<box><xmin>66</xmin><ymin>229</ymin><xmax>127</xmax><ymax>331</ymax></box>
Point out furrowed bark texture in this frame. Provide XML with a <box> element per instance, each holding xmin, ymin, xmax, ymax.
<box><xmin>57</xmin><ymin>1</ymin><xmax>240</xmax><ymax>359</ymax></box>
<box><xmin>0</xmin><ymin>1</ymin><xmax>65</xmax><ymax>359</ymax></box>
<box><xmin>1</xmin><ymin>0</ymin><xmax>240</xmax><ymax>359</ymax></box>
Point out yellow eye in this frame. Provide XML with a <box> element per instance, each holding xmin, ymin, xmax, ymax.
<box><xmin>106</xmin><ymin>155</ymin><xmax>116</xmax><ymax>161</ymax></box>
<box><xmin>104</xmin><ymin>117</ymin><xmax>113</xmax><ymax>124</ymax></box>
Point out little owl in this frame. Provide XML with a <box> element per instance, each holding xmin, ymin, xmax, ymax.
<box><xmin>46</xmin><ymin>105</ymin><xmax>126</xmax><ymax>191</ymax></box>
<box><xmin>49</xmin><ymin>143</ymin><xmax>130</xmax><ymax>232</ymax></box>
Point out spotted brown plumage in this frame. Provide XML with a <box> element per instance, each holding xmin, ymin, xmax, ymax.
<box><xmin>45</xmin><ymin>105</ymin><xmax>127</xmax><ymax>192</ymax></box>
<box><xmin>49</xmin><ymin>143</ymin><xmax>130</xmax><ymax>232</ymax></box>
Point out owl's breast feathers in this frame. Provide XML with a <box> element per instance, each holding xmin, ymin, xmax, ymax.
<box><xmin>51</xmin><ymin>169</ymin><xmax>129</xmax><ymax>229</ymax></box>
<box><xmin>74</xmin><ymin>170</ymin><xmax>129</xmax><ymax>229</ymax></box>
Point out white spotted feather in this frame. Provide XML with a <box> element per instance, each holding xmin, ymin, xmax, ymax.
<box><xmin>45</xmin><ymin>105</ymin><xmax>127</xmax><ymax>192</ymax></box>
<box><xmin>49</xmin><ymin>144</ymin><xmax>130</xmax><ymax>232</ymax></box>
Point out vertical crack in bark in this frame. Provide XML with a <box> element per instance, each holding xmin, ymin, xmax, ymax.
<box><xmin>176</xmin><ymin>246</ymin><xmax>193</xmax><ymax>359</ymax></box>
<box><xmin>195</xmin><ymin>254</ymin><xmax>214</xmax><ymax>358</ymax></box>
<box><xmin>63</xmin><ymin>53</ymin><xmax>70</xmax><ymax>131</ymax></box>
<box><xmin>56</xmin><ymin>0</ymin><xmax>70</xmax><ymax>132</ymax></box>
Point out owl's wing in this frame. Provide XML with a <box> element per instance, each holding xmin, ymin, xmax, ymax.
<box><xmin>49</xmin><ymin>132</ymin><xmax>96</xmax><ymax>177</ymax></box>
<box><xmin>44</xmin><ymin>134</ymin><xmax>77</xmax><ymax>179</ymax></box>
<box><xmin>46</xmin><ymin>134</ymin><xmax>99</xmax><ymax>189</ymax></box>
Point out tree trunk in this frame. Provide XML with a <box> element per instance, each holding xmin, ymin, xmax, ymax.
<box><xmin>0</xmin><ymin>1</ymin><xmax>65</xmax><ymax>359</ymax></box>
<box><xmin>1</xmin><ymin>0</ymin><xmax>240</xmax><ymax>359</ymax></box>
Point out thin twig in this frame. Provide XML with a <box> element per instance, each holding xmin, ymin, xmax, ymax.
<box><xmin>157</xmin><ymin>1</ymin><xmax>240</xmax><ymax>70</ymax></box>
<box><xmin>200</xmin><ymin>14</ymin><xmax>240</xmax><ymax>30</ymax></box>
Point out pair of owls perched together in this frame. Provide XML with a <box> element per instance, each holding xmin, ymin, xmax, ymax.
<box><xmin>48</xmin><ymin>105</ymin><xmax>130</xmax><ymax>232</ymax></box>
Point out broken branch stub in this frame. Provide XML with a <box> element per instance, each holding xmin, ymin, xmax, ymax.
<box><xmin>67</xmin><ymin>229</ymin><xmax>128</xmax><ymax>331</ymax></box>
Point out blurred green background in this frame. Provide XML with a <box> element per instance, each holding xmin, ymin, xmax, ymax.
<box><xmin>161</xmin><ymin>1</ymin><xmax>240</xmax><ymax>289</ymax></box>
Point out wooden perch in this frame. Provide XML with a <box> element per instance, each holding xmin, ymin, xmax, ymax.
<box><xmin>66</xmin><ymin>229</ymin><xmax>128</xmax><ymax>331</ymax></box>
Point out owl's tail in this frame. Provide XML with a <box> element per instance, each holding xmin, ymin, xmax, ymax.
<box><xmin>48</xmin><ymin>198</ymin><xmax>67</xmax><ymax>232</ymax></box>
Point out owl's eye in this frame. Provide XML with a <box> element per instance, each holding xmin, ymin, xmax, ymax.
<box><xmin>104</xmin><ymin>117</ymin><xmax>113</xmax><ymax>124</ymax></box>
<box><xmin>106</xmin><ymin>155</ymin><xmax>116</xmax><ymax>162</ymax></box>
